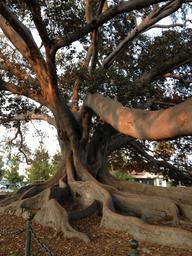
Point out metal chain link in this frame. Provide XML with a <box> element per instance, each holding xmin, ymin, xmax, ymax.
<box><xmin>0</xmin><ymin>227</ymin><xmax>26</xmax><ymax>236</ymax></box>
<box><xmin>30</xmin><ymin>226</ymin><xmax>54</xmax><ymax>256</ymax></box>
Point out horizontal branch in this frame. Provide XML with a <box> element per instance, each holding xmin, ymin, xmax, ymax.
<box><xmin>7</xmin><ymin>111</ymin><xmax>56</xmax><ymax>127</ymax></box>
<box><xmin>85</xmin><ymin>93</ymin><xmax>192</xmax><ymax>140</ymax></box>
<box><xmin>149</xmin><ymin>23</ymin><xmax>184</xmax><ymax>29</ymax></box>
<box><xmin>137</xmin><ymin>51</ymin><xmax>192</xmax><ymax>87</ymax></box>
<box><xmin>0</xmin><ymin>51</ymin><xmax>35</xmax><ymax>83</ymax></box>
<box><xmin>108</xmin><ymin>134</ymin><xmax>134</xmax><ymax>153</ymax></box>
<box><xmin>0</xmin><ymin>77</ymin><xmax>45</xmax><ymax>106</ymax></box>
<box><xmin>163</xmin><ymin>73</ymin><xmax>192</xmax><ymax>84</ymax></box>
<box><xmin>108</xmin><ymin>134</ymin><xmax>192</xmax><ymax>181</ymax></box>
<box><xmin>127</xmin><ymin>140</ymin><xmax>192</xmax><ymax>180</ymax></box>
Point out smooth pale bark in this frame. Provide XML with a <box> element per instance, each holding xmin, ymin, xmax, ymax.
<box><xmin>85</xmin><ymin>93</ymin><xmax>192</xmax><ymax>140</ymax></box>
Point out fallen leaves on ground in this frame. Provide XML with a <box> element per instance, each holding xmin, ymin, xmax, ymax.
<box><xmin>0</xmin><ymin>213</ymin><xmax>191</xmax><ymax>256</ymax></box>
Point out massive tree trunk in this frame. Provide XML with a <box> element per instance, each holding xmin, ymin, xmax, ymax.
<box><xmin>1</xmin><ymin>93</ymin><xmax>192</xmax><ymax>250</ymax></box>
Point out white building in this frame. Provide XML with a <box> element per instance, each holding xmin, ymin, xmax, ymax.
<box><xmin>130</xmin><ymin>171</ymin><xmax>169</xmax><ymax>187</ymax></box>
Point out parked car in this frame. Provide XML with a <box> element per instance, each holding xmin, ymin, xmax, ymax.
<box><xmin>0</xmin><ymin>180</ymin><xmax>21</xmax><ymax>192</ymax></box>
<box><xmin>0</xmin><ymin>185</ymin><xmax>14</xmax><ymax>192</ymax></box>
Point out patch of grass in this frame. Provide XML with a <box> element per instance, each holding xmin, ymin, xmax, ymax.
<box><xmin>113</xmin><ymin>171</ymin><xmax>135</xmax><ymax>181</ymax></box>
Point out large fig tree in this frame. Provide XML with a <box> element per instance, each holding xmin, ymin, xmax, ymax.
<box><xmin>0</xmin><ymin>0</ymin><xmax>192</xmax><ymax>249</ymax></box>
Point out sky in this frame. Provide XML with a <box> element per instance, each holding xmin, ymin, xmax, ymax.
<box><xmin>0</xmin><ymin>120</ymin><xmax>60</xmax><ymax>175</ymax></box>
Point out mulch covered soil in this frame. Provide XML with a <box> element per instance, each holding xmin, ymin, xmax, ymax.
<box><xmin>0</xmin><ymin>213</ymin><xmax>192</xmax><ymax>256</ymax></box>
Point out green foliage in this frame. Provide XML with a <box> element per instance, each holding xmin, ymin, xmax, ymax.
<box><xmin>113</xmin><ymin>171</ymin><xmax>135</xmax><ymax>182</ymax></box>
<box><xmin>4</xmin><ymin>157</ymin><xmax>24</xmax><ymax>184</ymax></box>
<box><xmin>26</xmin><ymin>145</ymin><xmax>61</xmax><ymax>182</ymax></box>
<box><xmin>26</xmin><ymin>145</ymin><xmax>51</xmax><ymax>182</ymax></box>
<box><xmin>0</xmin><ymin>156</ymin><xmax>5</xmax><ymax>179</ymax></box>
<box><xmin>49</xmin><ymin>151</ymin><xmax>62</xmax><ymax>176</ymax></box>
<box><xmin>154</xmin><ymin>141</ymin><xmax>176</xmax><ymax>159</ymax></box>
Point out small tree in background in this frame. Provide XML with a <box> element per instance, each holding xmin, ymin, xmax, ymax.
<box><xmin>4</xmin><ymin>157</ymin><xmax>24</xmax><ymax>184</ymax></box>
<box><xmin>26</xmin><ymin>145</ymin><xmax>53</xmax><ymax>182</ymax></box>
<box><xmin>0</xmin><ymin>157</ymin><xmax>5</xmax><ymax>180</ymax></box>
<box><xmin>49</xmin><ymin>151</ymin><xmax>62</xmax><ymax>176</ymax></box>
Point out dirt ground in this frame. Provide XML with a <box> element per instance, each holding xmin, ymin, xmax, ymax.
<box><xmin>0</xmin><ymin>213</ymin><xmax>192</xmax><ymax>256</ymax></box>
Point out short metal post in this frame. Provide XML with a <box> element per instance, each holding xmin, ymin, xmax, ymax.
<box><xmin>129</xmin><ymin>239</ymin><xmax>139</xmax><ymax>256</ymax></box>
<box><xmin>25</xmin><ymin>213</ymin><xmax>33</xmax><ymax>256</ymax></box>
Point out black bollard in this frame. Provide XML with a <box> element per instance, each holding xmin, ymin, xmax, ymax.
<box><xmin>25</xmin><ymin>213</ymin><xmax>33</xmax><ymax>256</ymax></box>
<box><xmin>129</xmin><ymin>239</ymin><xmax>139</xmax><ymax>256</ymax></box>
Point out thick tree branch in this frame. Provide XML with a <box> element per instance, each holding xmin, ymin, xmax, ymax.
<box><xmin>85</xmin><ymin>93</ymin><xmax>192</xmax><ymax>140</ymax></box>
<box><xmin>0</xmin><ymin>51</ymin><xmax>35</xmax><ymax>83</ymax></box>
<box><xmin>24</xmin><ymin>0</ymin><xmax>58</xmax><ymax>89</ymax></box>
<box><xmin>127</xmin><ymin>139</ymin><xmax>192</xmax><ymax>180</ymax></box>
<box><xmin>89</xmin><ymin>0</ymin><xmax>107</xmax><ymax>71</ymax></box>
<box><xmin>25</xmin><ymin>0</ymin><xmax>52</xmax><ymax>49</ymax></box>
<box><xmin>108</xmin><ymin>134</ymin><xmax>134</xmax><ymax>153</ymax></box>
<box><xmin>150</xmin><ymin>23</ymin><xmax>184</xmax><ymax>29</ymax></box>
<box><xmin>137</xmin><ymin>51</ymin><xmax>192</xmax><ymax>87</ymax></box>
<box><xmin>102</xmin><ymin>0</ymin><xmax>182</xmax><ymax>68</ymax></box>
<box><xmin>0</xmin><ymin>78</ymin><xmax>45</xmax><ymax>105</ymax></box>
<box><xmin>52</xmin><ymin>0</ymin><xmax>169</xmax><ymax>53</ymax></box>
<box><xmin>0</xmin><ymin>3</ymin><xmax>48</xmax><ymax>85</ymax></box>
<box><xmin>7</xmin><ymin>112</ymin><xmax>56</xmax><ymax>127</ymax></box>
<box><xmin>71</xmin><ymin>80</ymin><xmax>79</xmax><ymax>112</ymax></box>
<box><xmin>70</xmin><ymin>0</ymin><xmax>105</xmax><ymax>109</ymax></box>
<box><xmin>108</xmin><ymin>134</ymin><xmax>192</xmax><ymax>181</ymax></box>
<box><xmin>163</xmin><ymin>73</ymin><xmax>192</xmax><ymax>84</ymax></box>
<box><xmin>83</xmin><ymin>0</ymin><xmax>107</xmax><ymax>71</ymax></box>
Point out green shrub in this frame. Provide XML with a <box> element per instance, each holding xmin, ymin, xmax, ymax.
<box><xmin>113</xmin><ymin>171</ymin><xmax>135</xmax><ymax>181</ymax></box>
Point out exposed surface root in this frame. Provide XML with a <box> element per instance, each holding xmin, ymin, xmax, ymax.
<box><xmin>101</xmin><ymin>206</ymin><xmax>192</xmax><ymax>249</ymax></box>
<box><xmin>67</xmin><ymin>167</ymin><xmax>192</xmax><ymax>250</ymax></box>
<box><xmin>179</xmin><ymin>203</ymin><xmax>192</xmax><ymax>221</ymax></box>
<box><xmin>69</xmin><ymin>201</ymin><xmax>98</xmax><ymax>220</ymax></box>
<box><xmin>0</xmin><ymin>181</ymin><xmax>91</xmax><ymax>242</ymax></box>
<box><xmin>1</xmin><ymin>163</ymin><xmax>192</xmax><ymax>249</ymax></box>
<box><xmin>0</xmin><ymin>183</ymin><xmax>46</xmax><ymax>207</ymax></box>
<box><xmin>100</xmin><ymin>172</ymin><xmax>192</xmax><ymax>204</ymax></box>
<box><xmin>112</xmin><ymin>192</ymin><xmax>180</xmax><ymax>223</ymax></box>
<box><xmin>34</xmin><ymin>198</ymin><xmax>90</xmax><ymax>242</ymax></box>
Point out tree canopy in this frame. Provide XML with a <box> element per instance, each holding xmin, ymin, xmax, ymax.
<box><xmin>0</xmin><ymin>157</ymin><xmax>5</xmax><ymax>179</ymax></box>
<box><xmin>0</xmin><ymin>0</ymin><xmax>192</xmax><ymax>250</ymax></box>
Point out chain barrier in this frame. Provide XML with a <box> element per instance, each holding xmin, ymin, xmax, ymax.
<box><xmin>129</xmin><ymin>239</ymin><xmax>139</xmax><ymax>256</ymax></box>
<box><xmin>30</xmin><ymin>226</ymin><xmax>54</xmax><ymax>256</ymax></box>
<box><xmin>0</xmin><ymin>214</ymin><xmax>54</xmax><ymax>256</ymax></box>
<box><xmin>0</xmin><ymin>221</ymin><xmax>139</xmax><ymax>256</ymax></box>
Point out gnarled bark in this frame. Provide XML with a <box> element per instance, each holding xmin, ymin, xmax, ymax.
<box><xmin>1</xmin><ymin>133</ymin><xmax>192</xmax><ymax>250</ymax></box>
